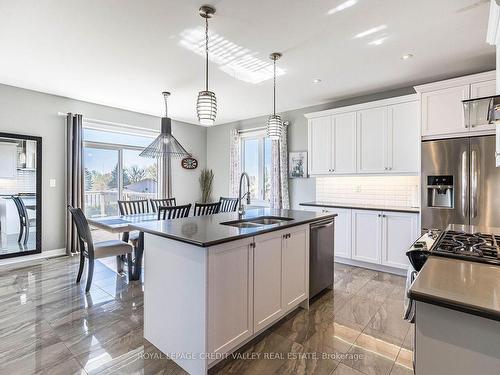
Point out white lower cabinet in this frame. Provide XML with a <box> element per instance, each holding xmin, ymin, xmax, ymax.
<box><xmin>253</xmin><ymin>232</ymin><xmax>284</xmax><ymax>332</ymax></box>
<box><xmin>351</xmin><ymin>210</ymin><xmax>382</xmax><ymax>263</ymax></box>
<box><xmin>208</xmin><ymin>238</ymin><xmax>254</xmax><ymax>354</ymax></box>
<box><xmin>282</xmin><ymin>227</ymin><xmax>309</xmax><ymax>310</ymax></box>
<box><xmin>208</xmin><ymin>225</ymin><xmax>309</xmax><ymax>357</ymax></box>
<box><xmin>381</xmin><ymin>212</ymin><xmax>418</xmax><ymax>268</ymax></box>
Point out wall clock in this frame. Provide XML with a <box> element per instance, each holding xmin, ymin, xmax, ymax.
<box><xmin>181</xmin><ymin>157</ymin><xmax>198</xmax><ymax>170</ymax></box>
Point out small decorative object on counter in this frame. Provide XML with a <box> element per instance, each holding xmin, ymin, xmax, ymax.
<box><xmin>181</xmin><ymin>157</ymin><xmax>198</xmax><ymax>170</ymax></box>
<box><xmin>289</xmin><ymin>152</ymin><xmax>308</xmax><ymax>178</ymax></box>
<box><xmin>199</xmin><ymin>168</ymin><xmax>214</xmax><ymax>203</ymax></box>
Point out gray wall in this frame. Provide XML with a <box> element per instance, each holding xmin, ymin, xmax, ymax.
<box><xmin>207</xmin><ymin>87</ymin><xmax>415</xmax><ymax>209</ymax></box>
<box><xmin>0</xmin><ymin>83</ymin><xmax>206</xmax><ymax>252</ymax></box>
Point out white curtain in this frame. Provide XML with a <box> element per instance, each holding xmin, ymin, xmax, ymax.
<box><xmin>229</xmin><ymin>128</ymin><xmax>241</xmax><ymax>197</ymax></box>
<box><xmin>271</xmin><ymin>123</ymin><xmax>290</xmax><ymax>209</ymax></box>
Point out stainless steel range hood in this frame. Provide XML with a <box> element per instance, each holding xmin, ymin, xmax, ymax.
<box><xmin>462</xmin><ymin>94</ymin><xmax>500</xmax><ymax>127</ymax></box>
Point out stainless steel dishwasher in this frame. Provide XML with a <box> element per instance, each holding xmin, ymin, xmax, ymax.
<box><xmin>309</xmin><ymin>218</ymin><xmax>335</xmax><ymax>299</ymax></box>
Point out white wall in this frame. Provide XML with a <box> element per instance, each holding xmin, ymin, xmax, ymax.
<box><xmin>207</xmin><ymin>87</ymin><xmax>414</xmax><ymax>209</ymax></box>
<box><xmin>0</xmin><ymin>83</ymin><xmax>206</xmax><ymax>253</ymax></box>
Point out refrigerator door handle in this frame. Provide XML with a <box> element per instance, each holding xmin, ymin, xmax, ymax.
<box><xmin>461</xmin><ymin>151</ymin><xmax>468</xmax><ymax>219</ymax></box>
<box><xmin>471</xmin><ymin>150</ymin><xmax>478</xmax><ymax>218</ymax></box>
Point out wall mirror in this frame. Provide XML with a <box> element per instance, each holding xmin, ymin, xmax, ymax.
<box><xmin>0</xmin><ymin>132</ymin><xmax>41</xmax><ymax>259</ymax></box>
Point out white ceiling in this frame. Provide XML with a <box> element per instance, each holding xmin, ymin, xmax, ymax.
<box><xmin>0</xmin><ymin>0</ymin><xmax>495</xmax><ymax>125</ymax></box>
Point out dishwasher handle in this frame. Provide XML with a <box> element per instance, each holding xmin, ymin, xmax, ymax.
<box><xmin>311</xmin><ymin>219</ymin><xmax>334</xmax><ymax>230</ymax></box>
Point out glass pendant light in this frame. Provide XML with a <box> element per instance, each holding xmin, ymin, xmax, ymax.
<box><xmin>196</xmin><ymin>5</ymin><xmax>217</xmax><ymax>126</ymax></box>
<box><xmin>267</xmin><ymin>52</ymin><xmax>283</xmax><ymax>140</ymax></box>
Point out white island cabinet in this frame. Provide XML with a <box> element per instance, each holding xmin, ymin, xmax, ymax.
<box><xmin>143</xmin><ymin>224</ymin><xmax>310</xmax><ymax>375</ymax></box>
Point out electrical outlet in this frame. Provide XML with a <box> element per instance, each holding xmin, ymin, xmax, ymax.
<box><xmin>355</xmin><ymin>185</ymin><xmax>361</xmax><ymax>193</ymax></box>
<box><xmin>49</xmin><ymin>179</ymin><xmax>56</xmax><ymax>188</ymax></box>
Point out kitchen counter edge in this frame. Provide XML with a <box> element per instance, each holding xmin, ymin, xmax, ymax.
<box><xmin>300</xmin><ymin>202</ymin><xmax>420</xmax><ymax>214</ymax></box>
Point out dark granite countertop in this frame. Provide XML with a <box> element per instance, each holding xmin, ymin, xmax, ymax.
<box><xmin>300</xmin><ymin>201</ymin><xmax>420</xmax><ymax>214</ymax></box>
<box><xmin>131</xmin><ymin>208</ymin><xmax>336</xmax><ymax>247</ymax></box>
<box><xmin>409</xmin><ymin>256</ymin><xmax>500</xmax><ymax>322</ymax></box>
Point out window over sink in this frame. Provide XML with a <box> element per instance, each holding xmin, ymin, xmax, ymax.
<box><xmin>240</xmin><ymin>130</ymin><xmax>272</xmax><ymax>206</ymax></box>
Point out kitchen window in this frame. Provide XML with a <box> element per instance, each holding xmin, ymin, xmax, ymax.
<box><xmin>83</xmin><ymin>126</ymin><xmax>158</xmax><ymax>218</ymax></box>
<box><xmin>240</xmin><ymin>130</ymin><xmax>272</xmax><ymax>206</ymax></box>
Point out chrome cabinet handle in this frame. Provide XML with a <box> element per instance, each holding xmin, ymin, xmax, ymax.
<box><xmin>461</xmin><ymin>151</ymin><xmax>468</xmax><ymax>219</ymax></box>
<box><xmin>471</xmin><ymin>150</ymin><xmax>478</xmax><ymax>218</ymax></box>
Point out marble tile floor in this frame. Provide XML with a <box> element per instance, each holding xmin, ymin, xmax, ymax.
<box><xmin>0</xmin><ymin>256</ymin><xmax>413</xmax><ymax>375</ymax></box>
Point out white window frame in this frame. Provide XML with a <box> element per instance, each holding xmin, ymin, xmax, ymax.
<box><xmin>240</xmin><ymin>129</ymin><xmax>271</xmax><ymax>206</ymax></box>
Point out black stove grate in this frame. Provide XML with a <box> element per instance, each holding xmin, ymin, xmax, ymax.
<box><xmin>432</xmin><ymin>230</ymin><xmax>500</xmax><ymax>264</ymax></box>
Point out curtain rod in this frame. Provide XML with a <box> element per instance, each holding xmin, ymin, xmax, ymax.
<box><xmin>237</xmin><ymin>121</ymin><xmax>289</xmax><ymax>134</ymax></box>
<box><xmin>58</xmin><ymin>112</ymin><xmax>158</xmax><ymax>134</ymax></box>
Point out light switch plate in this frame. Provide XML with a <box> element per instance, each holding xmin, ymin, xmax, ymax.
<box><xmin>49</xmin><ymin>179</ymin><xmax>56</xmax><ymax>187</ymax></box>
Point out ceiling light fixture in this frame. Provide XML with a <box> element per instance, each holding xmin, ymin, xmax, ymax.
<box><xmin>196</xmin><ymin>5</ymin><xmax>217</xmax><ymax>126</ymax></box>
<box><xmin>368</xmin><ymin>37</ymin><xmax>387</xmax><ymax>46</ymax></box>
<box><xmin>267</xmin><ymin>52</ymin><xmax>283</xmax><ymax>140</ymax></box>
<box><xmin>312</xmin><ymin>78</ymin><xmax>322</xmax><ymax>84</ymax></box>
<box><xmin>354</xmin><ymin>25</ymin><xmax>387</xmax><ymax>38</ymax></box>
<box><xmin>401</xmin><ymin>53</ymin><xmax>414</xmax><ymax>60</ymax></box>
<box><xmin>327</xmin><ymin>0</ymin><xmax>357</xmax><ymax>15</ymax></box>
<box><xmin>140</xmin><ymin>92</ymin><xmax>191</xmax><ymax>159</ymax></box>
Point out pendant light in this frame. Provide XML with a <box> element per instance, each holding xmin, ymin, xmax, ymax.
<box><xmin>140</xmin><ymin>92</ymin><xmax>191</xmax><ymax>158</ymax></box>
<box><xmin>196</xmin><ymin>5</ymin><xmax>217</xmax><ymax>126</ymax></box>
<box><xmin>267</xmin><ymin>52</ymin><xmax>283</xmax><ymax>140</ymax></box>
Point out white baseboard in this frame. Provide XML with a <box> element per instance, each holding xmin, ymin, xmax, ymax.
<box><xmin>0</xmin><ymin>248</ymin><xmax>67</xmax><ymax>267</ymax></box>
<box><xmin>335</xmin><ymin>257</ymin><xmax>407</xmax><ymax>276</ymax></box>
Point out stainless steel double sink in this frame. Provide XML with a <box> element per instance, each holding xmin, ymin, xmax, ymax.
<box><xmin>221</xmin><ymin>216</ymin><xmax>293</xmax><ymax>228</ymax></box>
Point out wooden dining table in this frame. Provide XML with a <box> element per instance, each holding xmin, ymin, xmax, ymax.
<box><xmin>87</xmin><ymin>213</ymin><xmax>159</xmax><ymax>280</ymax></box>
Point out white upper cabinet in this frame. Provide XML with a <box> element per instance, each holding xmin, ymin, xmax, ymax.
<box><xmin>0</xmin><ymin>143</ymin><xmax>18</xmax><ymax>178</ymax></box>
<box><xmin>308</xmin><ymin>116</ymin><xmax>332</xmax><ymax>175</ymax></box>
<box><xmin>387</xmin><ymin>101</ymin><xmax>420</xmax><ymax>173</ymax></box>
<box><xmin>415</xmin><ymin>71</ymin><xmax>496</xmax><ymax>138</ymax></box>
<box><xmin>332</xmin><ymin>112</ymin><xmax>357</xmax><ymax>174</ymax></box>
<box><xmin>357</xmin><ymin>107</ymin><xmax>387</xmax><ymax>173</ymax></box>
<box><xmin>306</xmin><ymin>94</ymin><xmax>419</xmax><ymax>176</ymax></box>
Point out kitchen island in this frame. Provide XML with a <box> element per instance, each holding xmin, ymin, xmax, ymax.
<box><xmin>132</xmin><ymin>208</ymin><xmax>335</xmax><ymax>375</ymax></box>
<box><xmin>409</xmin><ymin>253</ymin><xmax>500</xmax><ymax>375</ymax></box>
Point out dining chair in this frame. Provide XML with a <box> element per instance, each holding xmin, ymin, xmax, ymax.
<box><xmin>157</xmin><ymin>204</ymin><xmax>192</xmax><ymax>220</ymax></box>
<box><xmin>218</xmin><ymin>197</ymin><xmax>238</xmax><ymax>213</ymax></box>
<box><xmin>193</xmin><ymin>202</ymin><xmax>221</xmax><ymax>216</ymax></box>
<box><xmin>117</xmin><ymin>199</ymin><xmax>150</xmax><ymax>215</ymax></box>
<box><xmin>68</xmin><ymin>206</ymin><xmax>134</xmax><ymax>293</ymax></box>
<box><xmin>150</xmin><ymin>198</ymin><xmax>176</xmax><ymax>213</ymax></box>
<box><xmin>12</xmin><ymin>196</ymin><xmax>36</xmax><ymax>245</ymax></box>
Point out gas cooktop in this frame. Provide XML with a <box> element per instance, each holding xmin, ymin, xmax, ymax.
<box><xmin>431</xmin><ymin>230</ymin><xmax>500</xmax><ymax>265</ymax></box>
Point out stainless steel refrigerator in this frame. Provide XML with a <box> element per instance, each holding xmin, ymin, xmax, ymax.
<box><xmin>422</xmin><ymin>135</ymin><xmax>500</xmax><ymax>231</ymax></box>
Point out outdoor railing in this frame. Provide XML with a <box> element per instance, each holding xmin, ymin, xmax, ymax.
<box><xmin>85</xmin><ymin>190</ymin><xmax>156</xmax><ymax>217</ymax></box>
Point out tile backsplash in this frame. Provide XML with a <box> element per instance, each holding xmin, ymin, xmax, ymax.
<box><xmin>316</xmin><ymin>175</ymin><xmax>420</xmax><ymax>208</ymax></box>
<box><xmin>0</xmin><ymin>170</ymin><xmax>36</xmax><ymax>195</ymax></box>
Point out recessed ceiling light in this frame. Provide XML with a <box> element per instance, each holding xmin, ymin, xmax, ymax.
<box><xmin>354</xmin><ymin>25</ymin><xmax>387</xmax><ymax>39</ymax></box>
<box><xmin>312</xmin><ymin>78</ymin><xmax>322</xmax><ymax>84</ymax></box>
<box><xmin>327</xmin><ymin>0</ymin><xmax>357</xmax><ymax>15</ymax></box>
<box><xmin>368</xmin><ymin>37</ymin><xmax>387</xmax><ymax>46</ymax></box>
<box><xmin>401</xmin><ymin>53</ymin><xmax>414</xmax><ymax>60</ymax></box>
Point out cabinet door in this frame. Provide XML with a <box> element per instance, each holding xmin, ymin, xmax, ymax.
<box><xmin>381</xmin><ymin>212</ymin><xmax>418</xmax><ymax>269</ymax></box>
<box><xmin>470</xmin><ymin>80</ymin><xmax>496</xmax><ymax>132</ymax></box>
<box><xmin>332</xmin><ymin>112</ymin><xmax>357</xmax><ymax>174</ymax></box>
<box><xmin>308</xmin><ymin>116</ymin><xmax>332</xmax><ymax>175</ymax></box>
<box><xmin>208</xmin><ymin>239</ymin><xmax>253</xmax><ymax>354</ymax></box>
<box><xmin>0</xmin><ymin>143</ymin><xmax>17</xmax><ymax>178</ymax></box>
<box><xmin>351</xmin><ymin>210</ymin><xmax>381</xmax><ymax>264</ymax></box>
<box><xmin>357</xmin><ymin>107</ymin><xmax>387</xmax><ymax>173</ymax></box>
<box><xmin>330</xmin><ymin>208</ymin><xmax>352</xmax><ymax>259</ymax></box>
<box><xmin>421</xmin><ymin>85</ymin><xmax>470</xmax><ymax>136</ymax></box>
<box><xmin>282</xmin><ymin>226</ymin><xmax>308</xmax><ymax>311</ymax></box>
<box><xmin>387</xmin><ymin>101</ymin><xmax>420</xmax><ymax>173</ymax></box>
<box><xmin>253</xmin><ymin>232</ymin><xmax>283</xmax><ymax>332</ymax></box>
